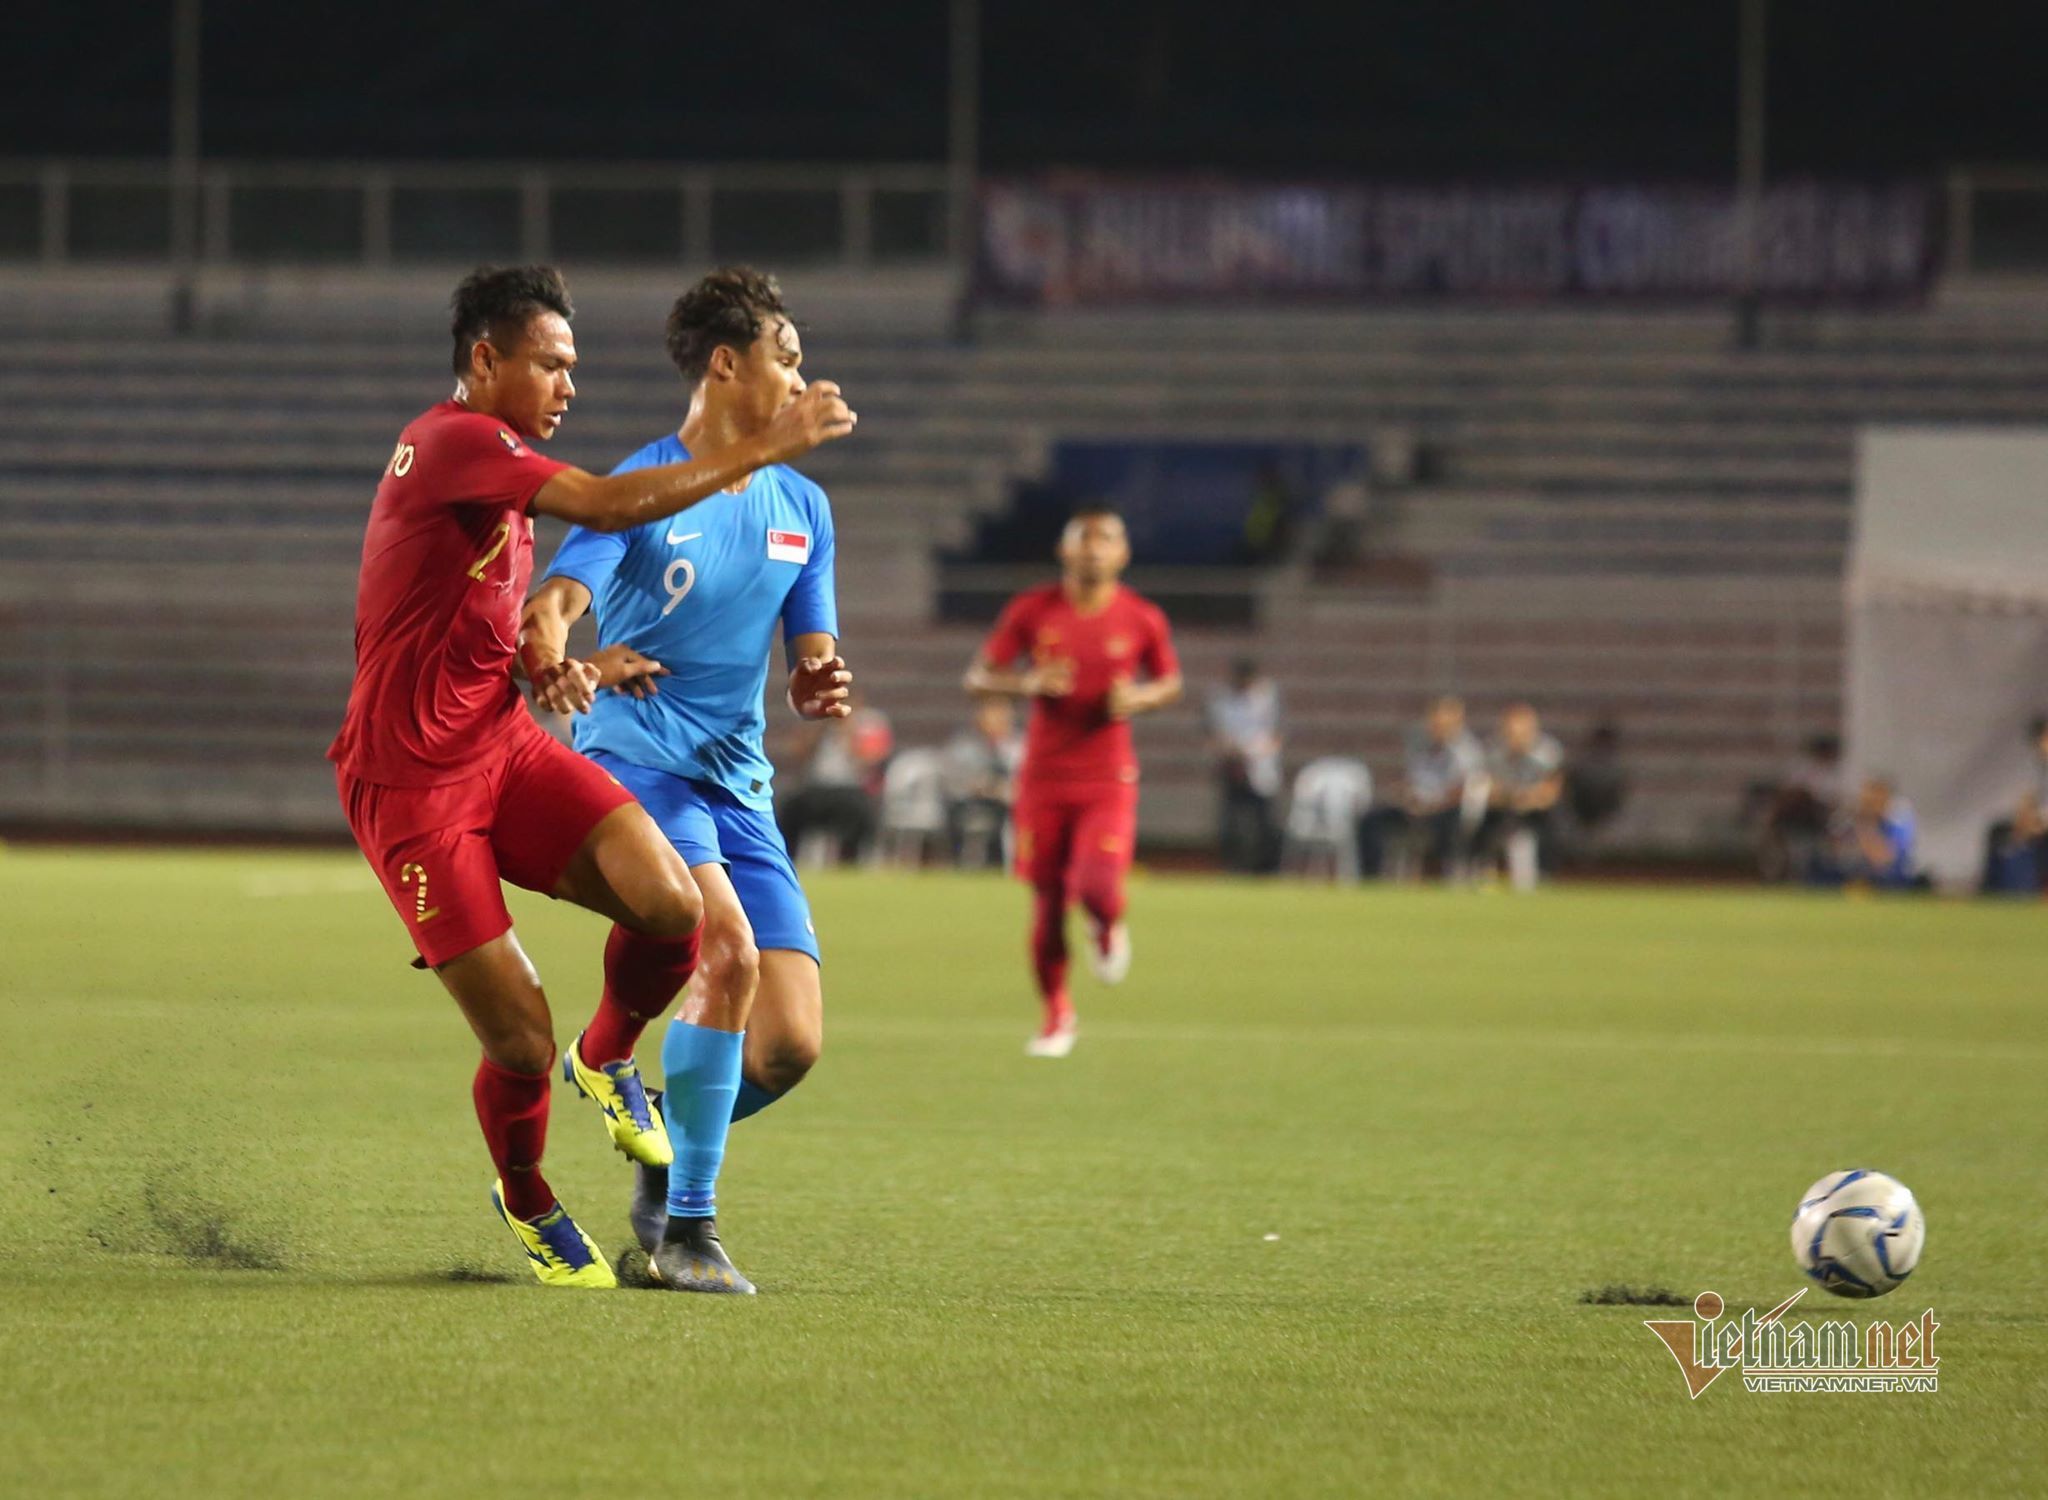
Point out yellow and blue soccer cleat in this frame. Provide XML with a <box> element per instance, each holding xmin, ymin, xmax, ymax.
<box><xmin>491</xmin><ymin>1181</ymin><xmax>617</xmax><ymax>1289</ymax></box>
<box><xmin>562</xmin><ymin>1033</ymin><xmax>673</xmax><ymax>1168</ymax></box>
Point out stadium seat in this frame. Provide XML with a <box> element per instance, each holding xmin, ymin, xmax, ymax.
<box><xmin>875</xmin><ymin>748</ymin><xmax>950</xmax><ymax>868</ymax></box>
<box><xmin>1281</xmin><ymin>757</ymin><xmax>1375</xmax><ymax>882</ymax></box>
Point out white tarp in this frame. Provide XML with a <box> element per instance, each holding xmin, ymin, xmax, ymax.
<box><xmin>1847</xmin><ymin>429</ymin><xmax>2048</xmax><ymax>889</ymax></box>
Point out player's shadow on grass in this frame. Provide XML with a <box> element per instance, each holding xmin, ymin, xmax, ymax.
<box><xmin>1579</xmin><ymin>1285</ymin><xmax>1827</xmax><ymax>1318</ymax></box>
<box><xmin>360</xmin><ymin>1265</ymin><xmax>524</xmax><ymax>1288</ymax></box>
<box><xmin>1580</xmin><ymin>1284</ymin><xmax>1690</xmax><ymax>1307</ymax></box>
<box><xmin>373</xmin><ymin>1251</ymin><xmax>652</xmax><ymax>1291</ymax></box>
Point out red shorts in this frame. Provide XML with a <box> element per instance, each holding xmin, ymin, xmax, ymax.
<box><xmin>338</xmin><ymin>723</ymin><xmax>637</xmax><ymax>967</ymax></box>
<box><xmin>1013</xmin><ymin>777</ymin><xmax>1139</xmax><ymax>889</ymax></box>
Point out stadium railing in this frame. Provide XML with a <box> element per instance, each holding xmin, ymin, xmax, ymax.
<box><xmin>0</xmin><ymin>159</ymin><xmax>955</xmax><ymax>270</ymax></box>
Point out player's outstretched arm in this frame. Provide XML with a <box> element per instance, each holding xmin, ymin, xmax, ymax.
<box><xmin>521</xmin><ymin>575</ymin><xmax>591</xmax><ymax>668</ymax></box>
<box><xmin>521</xmin><ymin>575</ymin><xmax>669</xmax><ymax>705</ymax></box>
<box><xmin>532</xmin><ymin>382</ymin><xmax>856</xmax><ymax>533</ymax></box>
<box><xmin>519</xmin><ymin>576</ymin><xmax>602</xmax><ymax>714</ymax></box>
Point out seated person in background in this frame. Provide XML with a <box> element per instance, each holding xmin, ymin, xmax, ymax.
<box><xmin>1365</xmin><ymin>696</ymin><xmax>1486</xmax><ymax>880</ymax></box>
<box><xmin>1981</xmin><ymin>716</ymin><xmax>2048</xmax><ymax>894</ymax></box>
<box><xmin>1477</xmin><ymin>703</ymin><xmax>1566</xmax><ymax>891</ymax></box>
<box><xmin>1308</xmin><ymin>473</ymin><xmax>1373</xmax><ymax>573</ymax></box>
<box><xmin>1810</xmin><ymin>775</ymin><xmax>1921</xmax><ymax>890</ymax></box>
<box><xmin>778</xmin><ymin>697</ymin><xmax>893</xmax><ymax>866</ymax></box>
<box><xmin>1565</xmin><ymin>719</ymin><xmax>1628</xmax><ymax>842</ymax></box>
<box><xmin>1239</xmin><ymin>461</ymin><xmax>1297</xmax><ymax>565</ymax></box>
<box><xmin>1206</xmin><ymin>656</ymin><xmax>1285</xmax><ymax>874</ymax></box>
<box><xmin>1761</xmin><ymin>733</ymin><xmax>1843</xmax><ymax>882</ymax></box>
<box><xmin>944</xmin><ymin>695</ymin><xmax>1024</xmax><ymax>868</ymax></box>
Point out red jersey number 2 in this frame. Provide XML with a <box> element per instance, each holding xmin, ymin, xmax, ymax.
<box><xmin>466</xmin><ymin>521</ymin><xmax>513</xmax><ymax>582</ymax></box>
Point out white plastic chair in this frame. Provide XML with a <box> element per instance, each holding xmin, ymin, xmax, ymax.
<box><xmin>1281</xmin><ymin>757</ymin><xmax>1374</xmax><ymax>881</ymax></box>
<box><xmin>874</xmin><ymin>748</ymin><xmax>950</xmax><ymax>867</ymax></box>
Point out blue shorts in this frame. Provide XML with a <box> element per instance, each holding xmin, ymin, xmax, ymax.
<box><xmin>589</xmin><ymin>751</ymin><xmax>819</xmax><ymax>963</ymax></box>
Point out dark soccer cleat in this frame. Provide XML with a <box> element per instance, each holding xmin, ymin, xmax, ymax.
<box><xmin>651</xmin><ymin>1217</ymin><xmax>757</xmax><ymax>1295</ymax></box>
<box><xmin>629</xmin><ymin>1158</ymin><xmax>669</xmax><ymax>1256</ymax></box>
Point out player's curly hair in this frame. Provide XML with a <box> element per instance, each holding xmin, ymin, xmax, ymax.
<box><xmin>665</xmin><ymin>267</ymin><xmax>788</xmax><ymax>384</ymax></box>
<box><xmin>449</xmin><ymin>265</ymin><xmax>573</xmax><ymax>374</ymax></box>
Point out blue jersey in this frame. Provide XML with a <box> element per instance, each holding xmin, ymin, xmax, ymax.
<box><xmin>542</xmin><ymin>435</ymin><xmax>837</xmax><ymax>810</ymax></box>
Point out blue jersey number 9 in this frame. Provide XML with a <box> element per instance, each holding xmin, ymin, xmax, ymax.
<box><xmin>662</xmin><ymin>557</ymin><xmax>697</xmax><ymax>617</ymax></box>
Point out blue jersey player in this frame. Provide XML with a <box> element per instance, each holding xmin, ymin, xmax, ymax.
<box><xmin>522</xmin><ymin>268</ymin><xmax>854</xmax><ymax>1294</ymax></box>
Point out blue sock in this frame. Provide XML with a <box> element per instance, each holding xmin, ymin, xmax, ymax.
<box><xmin>661</xmin><ymin>1021</ymin><xmax>744</xmax><ymax>1219</ymax></box>
<box><xmin>731</xmin><ymin>1076</ymin><xmax>785</xmax><ymax>1124</ymax></box>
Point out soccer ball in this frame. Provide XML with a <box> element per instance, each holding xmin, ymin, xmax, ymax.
<box><xmin>1790</xmin><ymin>1170</ymin><xmax>1925</xmax><ymax>1299</ymax></box>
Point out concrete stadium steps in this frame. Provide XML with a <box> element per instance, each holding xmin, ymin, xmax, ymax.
<box><xmin>19</xmin><ymin>369</ymin><xmax>2048</xmax><ymax>432</ymax></box>
<box><xmin>1433</xmin><ymin>449</ymin><xmax>1848</xmax><ymax>490</ymax></box>
<box><xmin>0</xmin><ymin>588</ymin><xmax>351</xmax><ymax>829</ymax></box>
<box><xmin>16</xmin><ymin>314</ymin><xmax>2048</xmax><ymax>591</ymax></box>
<box><xmin>1387</xmin><ymin>488</ymin><xmax>1855</xmax><ymax>572</ymax></box>
<box><xmin>11</xmin><ymin>293</ymin><xmax>2042</xmax><ymax>848</ymax></box>
<box><xmin>0</xmin><ymin>423</ymin><xmax>1024</xmax><ymax>481</ymax></box>
<box><xmin>836</xmin><ymin>378</ymin><xmax>2048</xmax><ymax>446</ymax></box>
<box><xmin>0</xmin><ymin>502</ymin><xmax>970</xmax><ymax>600</ymax></box>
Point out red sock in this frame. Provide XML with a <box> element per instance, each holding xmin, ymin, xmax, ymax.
<box><xmin>1072</xmin><ymin>860</ymin><xmax>1126</xmax><ymax>945</ymax></box>
<box><xmin>474</xmin><ymin>1054</ymin><xmax>555</xmax><ymax>1220</ymax></box>
<box><xmin>1030</xmin><ymin>885</ymin><xmax>1070</xmax><ymax>1021</ymax></box>
<box><xmin>580</xmin><ymin>924</ymin><xmax>702</xmax><ymax>1067</ymax></box>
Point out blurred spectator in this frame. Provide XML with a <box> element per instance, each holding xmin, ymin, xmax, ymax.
<box><xmin>1309</xmin><ymin>473</ymin><xmax>1373</xmax><ymax>572</ymax></box>
<box><xmin>1365</xmin><ymin>696</ymin><xmax>1486</xmax><ymax>880</ymax></box>
<box><xmin>1476</xmin><ymin>703</ymin><xmax>1566</xmax><ymax>891</ymax></box>
<box><xmin>1759</xmin><ymin>733</ymin><xmax>1843</xmax><ymax>882</ymax></box>
<box><xmin>1565</xmin><ymin>719</ymin><xmax>1628</xmax><ymax>837</ymax></box>
<box><xmin>1809</xmin><ymin>775</ymin><xmax>1922</xmax><ymax>890</ymax></box>
<box><xmin>779</xmin><ymin>699</ymin><xmax>894</xmax><ymax>866</ymax></box>
<box><xmin>1981</xmin><ymin>716</ymin><xmax>2048</xmax><ymax>894</ymax></box>
<box><xmin>1207</xmin><ymin>657</ymin><xmax>1284</xmax><ymax>873</ymax></box>
<box><xmin>1240</xmin><ymin>461</ymin><xmax>1296</xmax><ymax>564</ymax></box>
<box><xmin>943</xmin><ymin>695</ymin><xmax>1024</xmax><ymax>869</ymax></box>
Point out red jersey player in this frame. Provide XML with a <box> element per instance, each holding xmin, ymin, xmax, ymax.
<box><xmin>965</xmin><ymin>507</ymin><xmax>1182</xmax><ymax>1056</ymax></box>
<box><xmin>328</xmin><ymin>266</ymin><xmax>854</xmax><ymax>1285</ymax></box>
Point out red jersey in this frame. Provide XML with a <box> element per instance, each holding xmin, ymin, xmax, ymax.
<box><xmin>980</xmin><ymin>582</ymin><xmax>1178</xmax><ymax>785</ymax></box>
<box><xmin>328</xmin><ymin>401</ymin><xmax>569</xmax><ymax>788</ymax></box>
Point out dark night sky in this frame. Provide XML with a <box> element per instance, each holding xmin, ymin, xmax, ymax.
<box><xmin>4</xmin><ymin>1</ymin><xmax>2040</xmax><ymax>176</ymax></box>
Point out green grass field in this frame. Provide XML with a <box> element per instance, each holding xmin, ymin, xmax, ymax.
<box><xmin>4</xmin><ymin>847</ymin><xmax>2045</xmax><ymax>1497</ymax></box>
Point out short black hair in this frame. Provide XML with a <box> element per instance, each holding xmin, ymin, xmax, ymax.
<box><xmin>450</xmin><ymin>265</ymin><xmax>572</xmax><ymax>375</ymax></box>
<box><xmin>666</xmin><ymin>267</ymin><xmax>789</xmax><ymax>384</ymax></box>
<box><xmin>1067</xmin><ymin>503</ymin><xmax>1125</xmax><ymax>526</ymax></box>
<box><xmin>2031</xmin><ymin>715</ymin><xmax>2048</xmax><ymax>740</ymax></box>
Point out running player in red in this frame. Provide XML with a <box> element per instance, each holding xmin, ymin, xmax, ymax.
<box><xmin>964</xmin><ymin>507</ymin><xmax>1182</xmax><ymax>1057</ymax></box>
<box><xmin>329</xmin><ymin>265</ymin><xmax>855</xmax><ymax>1285</ymax></box>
